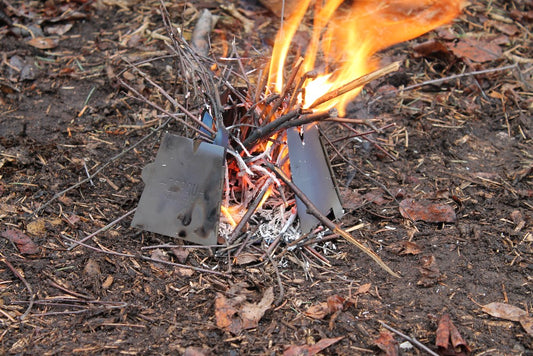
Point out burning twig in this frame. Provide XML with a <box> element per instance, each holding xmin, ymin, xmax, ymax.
<box><xmin>265</xmin><ymin>162</ymin><xmax>400</xmax><ymax>278</ymax></box>
<box><xmin>227</xmin><ymin>179</ymin><xmax>273</xmax><ymax>244</ymax></box>
<box><xmin>309</xmin><ymin>61</ymin><xmax>401</xmax><ymax>109</ymax></box>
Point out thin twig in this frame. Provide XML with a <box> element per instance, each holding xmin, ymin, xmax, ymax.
<box><xmin>379</xmin><ymin>321</ymin><xmax>439</xmax><ymax>356</ymax></box>
<box><xmin>310</xmin><ymin>61</ymin><xmax>400</xmax><ymax>108</ymax></box>
<box><xmin>68</xmin><ymin>208</ymin><xmax>137</xmax><ymax>250</ymax></box>
<box><xmin>33</xmin><ymin>117</ymin><xmax>172</xmax><ymax>216</ymax></box>
<box><xmin>1</xmin><ymin>256</ymin><xmax>34</xmax><ymax>320</ymax></box>
<box><xmin>59</xmin><ymin>234</ymin><xmax>229</xmax><ymax>277</ymax></box>
<box><xmin>265</xmin><ymin>162</ymin><xmax>400</xmax><ymax>278</ymax></box>
<box><xmin>266</xmin><ymin>253</ymin><xmax>285</xmax><ymax>306</ymax></box>
<box><xmin>227</xmin><ymin>179</ymin><xmax>273</xmax><ymax>243</ymax></box>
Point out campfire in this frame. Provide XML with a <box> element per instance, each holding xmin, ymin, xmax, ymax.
<box><xmin>124</xmin><ymin>0</ymin><xmax>465</xmax><ymax>276</ymax></box>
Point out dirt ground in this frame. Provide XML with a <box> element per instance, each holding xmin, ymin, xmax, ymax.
<box><xmin>1</xmin><ymin>0</ymin><xmax>532</xmax><ymax>354</ymax></box>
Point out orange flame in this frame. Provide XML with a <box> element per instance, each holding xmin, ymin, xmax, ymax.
<box><xmin>268</xmin><ymin>0</ymin><xmax>465</xmax><ymax>114</ymax></box>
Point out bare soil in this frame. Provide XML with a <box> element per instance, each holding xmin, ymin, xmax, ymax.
<box><xmin>1</xmin><ymin>0</ymin><xmax>532</xmax><ymax>354</ymax></box>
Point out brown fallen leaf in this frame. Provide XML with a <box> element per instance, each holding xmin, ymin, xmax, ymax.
<box><xmin>283</xmin><ymin>337</ymin><xmax>343</xmax><ymax>356</ymax></box>
<box><xmin>417</xmin><ymin>255</ymin><xmax>443</xmax><ymax>287</ymax></box>
<box><xmin>482</xmin><ymin>302</ymin><xmax>527</xmax><ymax>322</ymax></box>
<box><xmin>399</xmin><ymin>199</ymin><xmax>456</xmax><ymax>223</ymax></box>
<box><xmin>355</xmin><ymin>283</ymin><xmax>372</xmax><ymax>295</ymax></box>
<box><xmin>436</xmin><ymin>313</ymin><xmax>470</xmax><ymax>355</ymax></box>
<box><xmin>450</xmin><ymin>38</ymin><xmax>502</xmax><ymax>63</ymax></box>
<box><xmin>170</xmin><ymin>246</ymin><xmax>189</xmax><ymax>264</ymax></box>
<box><xmin>1</xmin><ymin>229</ymin><xmax>40</xmax><ymax>255</ymax></box>
<box><xmin>374</xmin><ymin>330</ymin><xmax>399</xmax><ymax>356</ymax></box>
<box><xmin>387</xmin><ymin>240</ymin><xmax>422</xmax><ymax>255</ymax></box>
<box><xmin>233</xmin><ymin>252</ymin><xmax>260</xmax><ymax>265</ymax></box>
<box><xmin>215</xmin><ymin>287</ymin><xmax>274</xmax><ymax>334</ymax></box>
<box><xmin>26</xmin><ymin>218</ymin><xmax>46</xmax><ymax>236</ymax></box>
<box><xmin>27</xmin><ymin>36</ymin><xmax>59</xmax><ymax>49</ymax></box>
<box><xmin>520</xmin><ymin>315</ymin><xmax>533</xmax><ymax>336</ymax></box>
<box><xmin>305</xmin><ymin>295</ymin><xmax>346</xmax><ymax>320</ymax></box>
<box><xmin>413</xmin><ymin>40</ymin><xmax>452</xmax><ymax>58</ymax></box>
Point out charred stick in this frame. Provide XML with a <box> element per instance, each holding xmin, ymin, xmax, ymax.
<box><xmin>309</xmin><ymin>61</ymin><xmax>400</xmax><ymax>109</ymax></box>
<box><xmin>288</xmin><ymin>70</ymin><xmax>320</xmax><ymax>111</ymax></box>
<box><xmin>227</xmin><ymin>179</ymin><xmax>273</xmax><ymax>244</ymax></box>
<box><xmin>264</xmin><ymin>162</ymin><xmax>400</xmax><ymax>278</ymax></box>
<box><xmin>242</xmin><ymin>108</ymin><xmax>301</xmax><ymax>149</ymax></box>
<box><xmin>274</xmin><ymin>108</ymin><xmax>335</xmax><ymax>133</ymax></box>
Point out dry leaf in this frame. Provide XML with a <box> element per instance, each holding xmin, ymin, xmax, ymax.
<box><xmin>215</xmin><ymin>287</ymin><xmax>274</xmax><ymax>334</ymax></box>
<box><xmin>27</xmin><ymin>37</ymin><xmax>59</xmax><ymax>49</ymax></box>
<box><xmin>234</xmin><ymin>252</ymin><xmax>260</xmax><ymax>265</ymax></box>
<box><xmin>170</xmin><ymin>246</ymin><xmax>189</xmax><ymax>263</ymax></box>
<box><xmin>482</xmin><ymin>302</ymin><xmax>527</xmax><ymax>322</ymax></box>
<box><xmin>413</xmin><ymin>40</ymin><xmax>451</xmax><ymax>58</ymax></box>
<box><xmin>417</xmin><ymin>255</ymin><xmax>443</xmax><ymax>287</ymax></box>
<box><xmin>355</xmin><ymin>283</ymin><xmax>372</xmax><ymax>295</ymax></box>
<box><xmin>215</xmin><ymin>293</ymin><xmax>239</xmax><ymax>331</ymax></box>
<box><xmin>387</xmin><ymin>240</ymin><xmax>422</xmax><ymax>255</ymax></box>
<box><xmin>83</xmin><ymin>258</ymin><xmax>101</xmax><ymax>277</ymax></box>
<box><xmin>399</xmin><ymin>199</ymin><xmax>456</xmax><ymax>223</ymax></box>
<box><xmin>26</xmin><ymin>218</ymin><xmax>46</xmax><ymax>236</ymax></box>
<box><xmin>283</xmin><ymin>336</ymin><xmax>343</xmax><ymax>356</ymax></box>
<box><xmin>305</xmin><ymin>295</ymin><xmax>346</xmax><ymax>320</ymax></box>
<box><xmin>102</xmin><ymin>275</ymin><xmax>114</xmax><ymax>289</ymax></box>
<box><xmin>240</xmin><ymin>287</ymin><xmax>274</xmax><ymax>329</ymax></box>
<box><xmin>374</xmin><ymin>330</ymin><xmax>399</xmax><ymax>356</ymax></box>
<box><xmin>436</xmin><ymin>313</ymin><xmax>470</xmax><ymax>355</ymax></box>
<box><xmin>450</xmin><ymin>38</ymin><xmax>502</xmax><ymax>63</ymax></box>
<box><xmin>305</xmin><ymin>301</ymin><xmax>331</xmax><ymax>319</ymax></box>
<box><xmin>46</xmin><ymin>23</ymin><xmax>73</xmax><ymax>36</ymax></box>
<box><xmin>1</xmin><ymin>229</ymin><xmax>40</xmax><ymax>255</ymax></box>
<box><xmin>520</xmin><ymin>316</ymin><xmax>533</xmax><ymax>336</ymax></box>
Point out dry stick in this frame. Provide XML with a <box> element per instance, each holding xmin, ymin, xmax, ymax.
<box><xmin>339</xmin><ymin>122</ymin><xmax>396</xmax><ymax>161</ymax></box>
<box><xmin>68</xmin><ymin>208</ymin><xmax>137</xmax><ymax>251</ymax></box>
<box><xmin>266</xmin><ymin>253</ymin><xmax>285</xmax><ymax>306</ymax></box>
<box><xmin>242</xmin><ymin>108</ymin><xmax>301</xmax><ymax>149</ymax></box>
<box><xmin>379</xmin><ymin>321</ymin><xmax>439</xmax><ymax>356</ymax></box>
<box><xmin>33</xmin><ymin>117</ymin><xmax>172</xmax><ymax>216</ymax></box>
<box><xmin>60</xmin><ymin>234</ymin><xmax>230</xmax><ymax>277</ymax></box>
<box><xmin>261</xmin><ymin>57</ymin><xmax>304</xmax><ymax>123</ymax></box>
<box><xmin>309</xmin><ymin>61</ymin><xmax>401</xmax><ymax>109</ymax></box>
<box><xmin>264</xmin><ymin>162</ymin><xmax>400</xmax><ymax>278</ymax></box>
<box><xmin>1</xmin><ymin>256</ymin><xmax>34</xmax><ymax>320</ymax></box>
<box><xmin>120</xmin><ymin>80</ymin><xmax>211</xmax><ymax>141</ymax></box>
<box><xmin>227</xmin><ymin>179</ymin><xmax>273</xmax><ymax>244</ymax></box>
<box><xmin>121</xmin><ymin>62</ymin><xmax>215</xmax><ymax>136</ymax></box>
<box><xmin>319</xmin><ymin>129</ymin><xmax>418</xmax><ymax>227</ymax></box>
<box><xmin>369</xmin><ymin>63</ymin><xmax>519</xmax><ymax>105</ymax></box>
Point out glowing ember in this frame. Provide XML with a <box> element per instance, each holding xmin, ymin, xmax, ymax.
<box><xmin>268</xmin><ymin>0</ymin><xmax>466</xmax><ymax>115</ymax></box>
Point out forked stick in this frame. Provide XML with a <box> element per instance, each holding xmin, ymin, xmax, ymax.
<box><xmin>265</xmin><ymin>162</ymin><xmax>400</xmax><ymax>278</ymax></box>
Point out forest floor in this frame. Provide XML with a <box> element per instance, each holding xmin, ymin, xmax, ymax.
<box><xmin>0</xmin><ymin>0</ymin><xmax>532</xmax><ymax>354</ymax></box>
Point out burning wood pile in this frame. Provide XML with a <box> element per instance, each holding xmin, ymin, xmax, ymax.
<box><xmin>121</xmin><ymin>0</ymin><xmax>465</xmax><ymax>276</ymax></box>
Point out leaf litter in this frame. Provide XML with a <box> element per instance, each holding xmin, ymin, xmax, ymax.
<box><xmin>0</xmin><ymin>0</ymin><xmax>532</xmax><ymax>354</ymax></box>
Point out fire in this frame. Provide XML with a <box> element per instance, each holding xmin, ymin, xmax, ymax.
<box><xmin>268</xmin><ymin>0</ymin><xmax>465</xmax><ymax>114</ymax></box>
